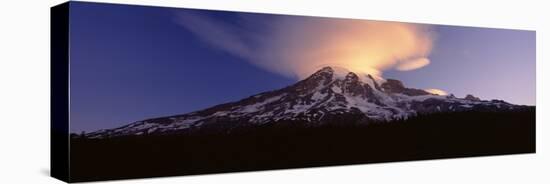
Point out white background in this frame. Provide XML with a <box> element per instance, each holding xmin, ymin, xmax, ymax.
<box><xmin>0</xmin><ymin>0</ymin><xmax>547</xmax><ymax>183</ymax></box>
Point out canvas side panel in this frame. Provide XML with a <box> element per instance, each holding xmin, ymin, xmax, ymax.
<box><xmin>51</xmin><ymin>2</ymin><xmax>70</xmax><ymax>183</ymax></box>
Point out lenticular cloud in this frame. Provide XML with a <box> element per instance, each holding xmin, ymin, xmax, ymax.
<box><xmin>175</xmin><ymin>11</ymin><xmax>435</xmax><ymax>80</ymax></box>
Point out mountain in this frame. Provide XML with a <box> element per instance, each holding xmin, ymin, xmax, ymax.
<box><xmin>85</xmin><ymin>66</ymin><xmax>526</xmax><ymax>138</ymax></box>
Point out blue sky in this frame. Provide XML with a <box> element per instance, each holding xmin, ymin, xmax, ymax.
<box><xmin>68</xmin><ymin>2</ymin><xmax>535</xmax><ymax>132</ymax></box>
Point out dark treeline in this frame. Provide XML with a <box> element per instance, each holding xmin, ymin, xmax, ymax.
<box><xmin>70</xmin><ymin>108</ymin><xmax>535</xmax><ymax>182</ymax></box>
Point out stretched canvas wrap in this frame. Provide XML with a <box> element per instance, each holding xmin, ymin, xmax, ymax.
<box><xmin>51</xmin><ymin>1</ymin><xmax>536</xmax><ymax>182</ymax></box>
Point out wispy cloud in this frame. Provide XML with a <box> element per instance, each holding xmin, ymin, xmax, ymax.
<box><xmin>425</xmin><ymin>88</ymin><xmax>448</xmax><ymax>96</ymax></box>
<box><xmin>174</xmin><ymin>11</ymin><xmax>436</xmax><ymax>80</ymax></box>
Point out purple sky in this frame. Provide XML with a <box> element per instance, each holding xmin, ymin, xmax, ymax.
<box><xmin>385</xmin><ymin>26</ymin><xmax>535</xmax><ymax>105</ymax></box>
<box><xmin>68</xmin><ymin>2</ymin><xmax>535</xmax><ymax>133</ymax></box>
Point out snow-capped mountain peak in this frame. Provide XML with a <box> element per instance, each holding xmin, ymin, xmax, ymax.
<box><xmin>85</xmin><ymin>66</ymin><xmax>524</xmax><ymax>138</ymax></box>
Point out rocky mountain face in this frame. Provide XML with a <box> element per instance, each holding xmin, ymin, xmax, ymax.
<box><xmin>85</xmin><ymin>67</ymin><xmax>525</xmax><ymax>138</ymax></box>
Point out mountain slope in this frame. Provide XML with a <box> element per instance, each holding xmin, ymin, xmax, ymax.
<box><xmin>85</xmin><ymin>67</ymin><xmax>525</xmax><ymax>138</ymax></box>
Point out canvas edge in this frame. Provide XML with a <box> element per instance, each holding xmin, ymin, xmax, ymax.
<box><xmin>51</xmin><ymin>1</ymin><xmax>71</xmax><ymax>183</ymax></box>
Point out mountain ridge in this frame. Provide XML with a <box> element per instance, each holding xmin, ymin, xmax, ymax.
<box><xmin>84</xmin><ymin>66</ymin><xmax>527</xmax><ymax>138</ymax></box>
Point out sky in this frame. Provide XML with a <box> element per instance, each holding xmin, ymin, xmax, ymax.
<box><xmin>68</xmin><ymin>2</ymin><xmax>535</xmax><ymax>133</ymax></box>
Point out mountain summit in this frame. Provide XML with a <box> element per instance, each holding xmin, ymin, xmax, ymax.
<box><xmin>86</xmin><ymin>66</ymin><xmax>524</xmax><ymax>138</ymax></box>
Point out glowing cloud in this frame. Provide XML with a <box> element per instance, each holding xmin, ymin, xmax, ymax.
<box><xmin>175</xmin><ymin>12</ymin><xmax>435</xmax><ymax>80</ymax></box>
<box><xmin>396</xmin><ymin>58</ymin><xmax>431</xmax><ymax>71</ymax></box>
<box><xmin>424</xmin><ymin>88</ymin><xmax>448</xmax><ymax>96</ymax></box>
